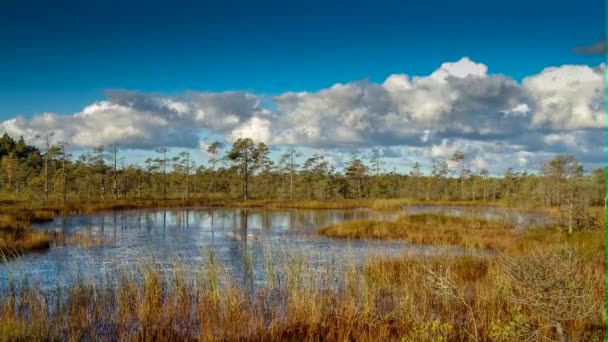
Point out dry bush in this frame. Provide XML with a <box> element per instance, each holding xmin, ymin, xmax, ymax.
<box><xmin>499</xmin><ymin>246</ymin><xmax>602</xmax><ymax>341</ymax></box>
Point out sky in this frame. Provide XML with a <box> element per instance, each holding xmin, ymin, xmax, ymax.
<box><xmin>0</xmin><ymin>0</ymin><xmax>606</xmax><ymax>173</ymax></box>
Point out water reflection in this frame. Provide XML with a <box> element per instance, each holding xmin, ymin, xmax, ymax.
<box><xmin>403</xmin><ymin>205</ymin><xmax>551</xmax><ymax>229</ymax></box>
<box><xmin>0</xmin><ymin>208</ymin><xmax>405</xmax><ymax>290</ymax></box>
<box><xmin>0</xmin><ymin>206</ymin><xmax>550</xmax><ymax>291</ymax></box>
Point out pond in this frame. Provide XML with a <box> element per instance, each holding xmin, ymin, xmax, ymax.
<box><xmin>402</xmin><ymin>204</ymin><xmax>552</xmax><ymax>229</ymax></box>
<box><xmin>0</xmin><ymin>205</ymin><xmax>551</xmax><ymax>291</ymax></box>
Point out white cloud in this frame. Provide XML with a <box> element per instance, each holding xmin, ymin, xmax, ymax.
<box><xmin>0</xmin><ymin>57</ymin><xmax>605</xmax><ymax>172</ymax></box>
<box><xmin>501</xmin><ymin>103</ymin><xmax>530</xmax><ymax>117</ymax></box>
<box><xmin>0</xmin><ymin>91</ymin><xmax>262</xmax><ymax>149</ymax></box>
<box><xmin>430</xmin><ymin>57</ymin><xmax>488</xmax><ymax>81</ymax></box>
<box><xmin>523</xmin><ymin>64</ymin><xmax>606</xmax><ymax>129</ymax></box>
<box><xmin>230</xmin><ymin>116</ymin><xmax>272</xmax><ymax>143</ymax></box>
<box><xmin>271</xmin><ymin>57</ymin><xmax>530</xmax><ymax>147</ymax></box>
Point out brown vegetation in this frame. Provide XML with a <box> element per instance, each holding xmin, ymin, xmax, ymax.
<box><xmin>0</xmin><ymin>210</ymin><xmax>53</xmax><ymax>256</ymax></box>
<box><xmin>318</xmin><ymin>213</ymin><xmax>517</xmax><ymax>250</ymax></box>
<box><xmin>0</xmin><ymin>237</ymin><xmax>603</xmax><ymax>341</ymax></box>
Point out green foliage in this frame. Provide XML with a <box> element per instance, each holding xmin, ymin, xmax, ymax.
<box><xmin>0</xmin><ymin>134</ymin><xmax>603</xmax><ymax>208</ymax></box>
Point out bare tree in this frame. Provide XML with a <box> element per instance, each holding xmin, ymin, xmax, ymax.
<box><xmin>112</xmin><ymin>144</ymin><xmax>118</xmax><ymax>199</ymax></box>
<box><xmin>206</xmin><ymin>141</ymin><xmax>222</xmax><ymax>193</ymax></box>
<box><xmin>92</xmin><ymin>145</ymin><xmax>107</xmax><ymax>200</ymax></box>
<box><xmin>425</xmin><ymin>265</ymin><xmax>479</xmax><ymax>341</ymax></box>
<box><xmin>370</xmin><ymin>147</ymin><xmax>382</xmax><ymax>176</ymax></box>
<box><xmin>174</xmin><ymin>151</ymin><xmax>193</xmax><ymax>200</ymax></box>
<box><xmin>450</xmin><ymin>151</ymin><xmax>466</xmax><ymax>200</ymax></box>
<box><xmin>155</xmin><ymin>147</ymin><xmax>169</xmax><ymax>199</ymax></box>
<box><xmin>479</xmin><ymin>168</ymin><xmax>489</xmax><ymax>202</ymax></box>
<box><xmin>57</xmin><ymin>141</ymin><xmax>71</xmax><ymax>204</ymax></box>
<box><xmin>283</xmin><ymin>146</ymin><xmax>300</xmax><ymax>200</ymax></box>
<box><xmin>35</xmin><ymin>132</ymin><xmax>54</xmax><ymax>202</ymax></box>
<box><xmin>409</xmin><ymin>162</ymin><xmax>423</xmax><ymax>200</ymax></box>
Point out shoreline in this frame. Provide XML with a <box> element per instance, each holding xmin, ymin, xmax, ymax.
<box><xmin>0</xmin><ymin>196</ymin><xmax>593</xmax><ymax>257</ymax></box>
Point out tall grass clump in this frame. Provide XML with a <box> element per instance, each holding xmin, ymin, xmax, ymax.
<box><xmin>0</xmin><ymin>242</ymin><xmax>603</xmax><ymax>341</ymax></box>
<box><xmin>318</xmin><ymin>213</ymin><xmax>516</xmax><ymax>250</ymax></box>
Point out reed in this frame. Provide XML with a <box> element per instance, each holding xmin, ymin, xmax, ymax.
<box><xmin>318</xmin><ymin>213</ymin><xmax>516</xmax><ymax>250</ymax></box>
<box><xmin>0</xmin><ymin>242</ymin><xmax>603</xmax><ymax>341</ymax></box>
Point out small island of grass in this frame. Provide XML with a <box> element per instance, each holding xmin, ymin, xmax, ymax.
<box><xmin>317</xmin><ymin>213</ymin><xmax>516</xmax><ymax>250</ymax></box>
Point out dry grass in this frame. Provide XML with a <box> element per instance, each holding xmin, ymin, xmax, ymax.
<box><xmin>0</xmin><ymin>242</ymin><xmax>603</xmax><ymax>341</ymax></box>
<box><xmin>0</xmin><ymin>197</ymin><xmax>388</xmax><ymax>216</ymax></box>
<box><xmin>0</xmin><ymin>215</ymin><xmax>28</xmax><ymax>232</ymax></box>
<box><xmin>0</xmin><ymin>231</ymin><xmax>52</xmax><ymax>256</ymax></box>
<box><xmin>318</xmin><ymin>213</ymin><xmax>516</xmax><ymax>250</ymax></box>
<box><xmin>0</xmin><ymin>196</ymin><xmax>603</xmax><ymax>340</ymax></box>
<box><xmin>54</xmin><ymin>234</ymin><xmax>115</xmax><ymax>248</ymax></box>
<box><xmin>0</xmin><ymin>212</ymin><xmax>53</xmax><ymax>256</ymax></box>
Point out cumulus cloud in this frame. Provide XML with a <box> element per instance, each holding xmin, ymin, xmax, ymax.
<box><xmin>231</xmin><ymin>115</ymin><xmax>273</xmax><ymax>143</ymax></box>
<box><xmin>1</xmin><ymin>90</ymin><xmax>262</xmax><ymax>149</ymax></box>
<box><xmin>429</xmin><ymin>57</ymin><xmax>488</xmax><ymax>81</ymax></box>
<box><xmin>523</xmin><ymin>64</ymin><xmax>606</xmax><ymax>130</ymax></box>
<box><xmin>271</xmin><ymin>57</ymin><xmax>532</xmax><ymax>148</ymax></box>
<box><xmin>0</xmin><ymin>57</ymin><xmax>605</xmax><ymax>172</ymax></box>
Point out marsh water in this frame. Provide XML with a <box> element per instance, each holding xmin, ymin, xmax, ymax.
<box><xmin>0</xmin><ymin>205</ymin><xmax>551</xmax><ymax>291</ymax></box>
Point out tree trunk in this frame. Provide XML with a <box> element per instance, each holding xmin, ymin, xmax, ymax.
<box><xmin>87</xmin><ymin>171</ymin><xmax>91</xmax><ymax>200</ymax></box>
<box><xmin>163</xmin><ymin>153</ymin><xmax>167</xmax><ymax>200</ymax></box>
<box><xmin>62</xmin><ymin>152</ymin><xmax>67</xmax><ymax>205</ymax></box>
<box><xmin>100</xmin><ymin>173</ymin><xmax>105</xmax><ymax>200</ymax></box>
<box><xmin>471</xmin><ymin>177</ymin><xmax>475</xmax><ymax>201</ymax></box>
<box><xmin>44</xmin><ymin>150</ymin><xmax>49</xmax><ymax>202</ymax></box>
<box><xmin>113</xmin><ymin>145</ymin><xmax>117</xmax><ymax>199</ymax></box>
<box><xmin>185</xmin><ymin>154</ymin><xmax>190</xmax><ymax>200</ymax></box>
<box><xmin>289</xmin><ymin>152</ymin><xmax>295</xmax><ymax>200</ymax></box>
<box><xmin>209</xmin><ymin>163</ymin><xmax>216</xmax><ymax>193</ymax></box>
<box><xmin>137</xmin><ymin>173</ymin><xmax>142</xmax><ymax>199</ymax></box>
<box><xmin>460</xmin><ymin>176</ymin><xmax>464</xmax><ymax>200</ymax></box>
<box><xmin>243</xmin><ymin>158</ymin><xmax>249</xmax><ymax>200</ymax></box>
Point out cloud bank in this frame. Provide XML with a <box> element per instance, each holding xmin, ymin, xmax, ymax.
<box><xmin>1</xmin><ymin>57</ymin><xmax>605</xmax><ymax>172</ymax></box>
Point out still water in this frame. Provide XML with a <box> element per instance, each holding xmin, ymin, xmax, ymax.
<box><xmin>0</xmin><ymin>205</ymin><xmax>550</xmax><ymax>290</ymax></box>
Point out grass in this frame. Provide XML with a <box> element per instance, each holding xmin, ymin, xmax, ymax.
<box><xmin>0</xmin><ymin>196</ymin><xmax>412</xmax><ymax>214</ymax></box>
<box><xmin>0</xmin><ymin>195</ymin><xmax>604</xmax><ymax>340</ymax></box>
<box><xmin>318</xmin><ymin>210</ymin><xmax>606</xmax><ymax>256</ymax></box>
<box><xmin>318</xmin><ymin>213</ymin><xmax>517</xmax><ymax>250</ymax></box>
<box><xmin>54</xmin><ymin>234</ymin><xmax>115</xmax><ymax>248</ymax></box>
<box><xmin>0</xmin><ymin>242</ymin><xmax>603</xmax><ymax>341</ymax></box>
<box><xmin>0</xmin><ymin>231</ymin><xmax>52</xmax><ymax>256</ymax></box>
<box><xmin>0</xmin><ymin>212</ymin><xmax>53</xmax><ymax>256</ymax></box>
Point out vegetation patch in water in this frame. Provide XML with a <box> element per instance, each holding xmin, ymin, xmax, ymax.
<box><xmin>318</xmin><ymin>213</ymin><xmax>516</xmax><ymax>250</ymax></box>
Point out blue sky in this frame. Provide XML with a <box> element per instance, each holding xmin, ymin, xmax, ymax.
<box><xmin>0</xmin><ymin>0</ymin><xmax>604</xmax><ymax>118</ymax></box>
<box><xmin>0</xmin><ymin>0</ymin><xmax>605</xmax><ymax>173</ymax></box>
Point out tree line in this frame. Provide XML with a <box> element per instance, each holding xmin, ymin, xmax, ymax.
<box><xmin>0</xmin><ymin>134</ymin><xmax>604</xmax><ymax>211</ymax></box>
